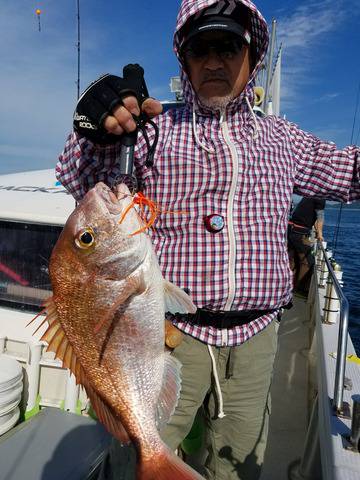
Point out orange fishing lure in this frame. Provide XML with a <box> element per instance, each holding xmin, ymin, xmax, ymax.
<box><xmin>118</xmin><ymin>192</ymin><xmax>160</xmax><ymax>235</ymax></box>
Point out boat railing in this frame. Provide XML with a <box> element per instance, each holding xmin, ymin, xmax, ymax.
<box><xmin>292</xmin><ymin>241</ymin><xmax>360</xmax><ymax>479</ymax></box>
<box><xmin>316</xmin><ymin>241</ymin><xmax>350</xmax><ymax>414</ymax></box>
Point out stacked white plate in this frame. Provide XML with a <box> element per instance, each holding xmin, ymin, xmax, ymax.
<box><xmin>0</xmin><ymin>355</ymin><xmax>23</xmax><ymax>435</ymax></box>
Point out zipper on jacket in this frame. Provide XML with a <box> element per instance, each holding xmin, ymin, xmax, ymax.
<box><xmin>220</xmin><ymin>109</ymin><xmax>239</xmax><ymax>347</ymax></box>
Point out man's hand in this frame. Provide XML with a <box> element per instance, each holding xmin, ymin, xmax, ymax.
<box><xmin>165</xmin><ymin>319</ymin><xmax>184</xmax><ymax>350</ymax></box>
<box><xmin>314</xmin><ymin>218</ymin><xmax>324</xmax><ymax>242</ymax></box>
<box><xmin>103</xmin><ymin>96</ymin><xmax>162</xmax><ymax>136</ymax></box>
<box><xmin>73</xmin><ymin>66</ymin><xmax>163</xmax><ymax>144</ymax></box>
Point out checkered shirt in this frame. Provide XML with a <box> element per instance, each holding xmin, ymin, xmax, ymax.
<box><xmin>56</xmin><ymin>0</ymin><xmax>360</xmax><ymax>346</ymax></box>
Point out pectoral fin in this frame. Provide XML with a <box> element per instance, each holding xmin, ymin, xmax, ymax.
<box><xmin>93</xmin><ymin>274</ymin><xmax>146</xmax><ymax>333</ymax></box>
<box><xmin>163</xmin><ymin>281</ymin><xmax>197</xmax><ymax>315</ymax></box>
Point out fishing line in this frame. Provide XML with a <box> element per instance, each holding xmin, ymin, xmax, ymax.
<box><xmin>350</xmin><ymin>78</ymin><xmax>360</xmax><ymax>145</ymax></box>
<box><xmin>331</xmin><ymin>202</ymin><xmax>343</xmax><ymax>254</ymax></box>
<box><xmin>332</xmin><ymin>77</ymin><xmax>360</xmax><ymax>255</ymax></box>
<box><xmin>356</xmin><ymin>124</ymin><xmax>360</xmax><ymax>146</ymax></box>
<box><xmin>355</xmin><ymin>82</ymin><xmax>360</xmax><ymax>144</ymax></box>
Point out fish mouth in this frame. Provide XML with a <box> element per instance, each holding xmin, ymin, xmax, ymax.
<box><xmin>93</xmin><ymin>182</ymin><xmax>131</xmax><ymax>215</ymax></box>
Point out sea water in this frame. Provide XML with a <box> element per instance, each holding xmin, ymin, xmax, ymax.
<box><xmin>323</xmin><ymin>206</ymin><xmax>360</xmax><ymax>355</ymax></box>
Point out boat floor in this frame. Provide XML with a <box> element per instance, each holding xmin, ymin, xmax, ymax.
<box><xmin>260</xmin><ymin>296</ymin><xmax>310</xmax><ymax>479</ymax></box>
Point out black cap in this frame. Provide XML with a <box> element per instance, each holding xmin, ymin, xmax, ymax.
<box><xmin>180</xmin><ymin>4</ymin><xmax>251</xmax><ymax>49</ymax></box>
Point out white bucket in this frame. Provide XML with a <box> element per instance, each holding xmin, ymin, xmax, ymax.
<box><xmin>0</xmin><ymin>355</ymin><xmax>23</xmax><ymax>434</ymax></box>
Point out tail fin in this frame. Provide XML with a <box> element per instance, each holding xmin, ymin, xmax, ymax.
<box><xmin>138</xmin><ymin>446</ymin><xmax>204</xmax><ymax>480</ymax></box>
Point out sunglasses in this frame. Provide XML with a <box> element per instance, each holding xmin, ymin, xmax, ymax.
<box><xmin>182</xmin><ymin>37</ymin><xmax>245</xmax><ymax>61</ymax></box>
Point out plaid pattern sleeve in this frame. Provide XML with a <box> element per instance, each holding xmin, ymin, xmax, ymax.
<box><xmin>288</xmin><ymin>122</ymin><xmax>360</xmax><ymax>202</ymax></box>
<box><xmin>55</xmin><ymin>132</ymin><xmax>90</xmax><ymax>201</ymax></box>
<box><xmin>56</xmin><ymin>129</ymin><xmax>152</xmax><ymax>201</ymax></box>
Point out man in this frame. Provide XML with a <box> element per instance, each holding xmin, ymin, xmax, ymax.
<box><xmin>56</xmin><ymin>1</ymin><xmax>360</xmax><ymax>479</ymax></box>
<box><xmin>288</xmin><ymin>197</ymin><xmax>326</xmax><ymax>296</ymax></box>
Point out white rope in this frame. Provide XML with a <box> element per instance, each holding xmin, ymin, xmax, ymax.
<box><xmin>207</xmin><ymin>344</ymin><xmax>226</xmax><ymax>418</ymax></box>
<box><xmin>245</xmin><ymin>96</ymin><xmax>259</xmax><ymax>140</ymax></box>
<box><xmin>192</xmin><ymin>104</ymin><xmax>215</xmax><ymax>154</ymax></box>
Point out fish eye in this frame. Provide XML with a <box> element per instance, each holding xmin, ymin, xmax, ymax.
<box><xmin>75</xmin><ymin>228</ymin><xmax>96</xmax><ymax>249</ymax></box>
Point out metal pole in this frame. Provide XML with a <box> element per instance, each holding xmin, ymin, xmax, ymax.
<box><xmin>64</xmin><ymin>371</ymin><xmax>80</xmax><ymax>413</ymax></box>
<box><xmin>319</xmin><ymin>249</ymin><xmax>331</xmax><ymax>288</ymax></box>
<box><xmin>333</xmin><ymin>297</ymin><xmax>350</xmax><ymax>414</ymax></box>
<box><xmin>264</xmin><ymin>19</ymin><xmax>277</xmax><ymax>115</ymax></box>
<box><xmin>26</xmin><ymin>342</ymin><xmax>42</xmax><ymax>414</ymax></box>
<box><xmin>323</xmin><ymin>275</ymin><xmax>333</xmax><ymax>323</ymax></box>
<box><xmin>349</xmin><ymin>396</ymin><xmax>360</xmax><ymax>452</ymax></box>
<box><xmin>316</xmin><ymin>241</ymin><xmax>326</xmax><ymax>270</ymax></box>
<box><xmin>327</xmin><ymin>264</ymin><xmax>343</xmax><ymax>325</ymax></box>
<box><xmin>76</xmin><ymin>0</ymin><xmax>81</xmax><ymax>100</ymax></box>
<box><xmin>318</xmin><ymin>242</ymin><xmax>350</xmax><ymax>414</ymax></box>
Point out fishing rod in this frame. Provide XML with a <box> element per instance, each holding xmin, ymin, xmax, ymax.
<box><xmin>76</xmin><ymin>0</ymin><xmax>81</xmax><ymax>100</ymax></box>
<box><xmin>264</xmin><ymin>19</ymin><xmax>277</xmax><ymax>115</ymax></box>
<box><xmin>332</xmin><ymin>77</ymin><xmax>360</xmax><ymax>254</ymax></box>
<box><xmin>72</xmin><ymin>3</ymin><xmax>157</xmax><ymax>191</ymax></box>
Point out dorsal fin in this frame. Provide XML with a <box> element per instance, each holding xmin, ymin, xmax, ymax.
<box><xmin>30</xmin><ymin>297</ymin><xmax>130</xmax><ymax>443</ymax></box>
<box><xmin>30</xmin><ymin>297</ymin><xmax>83</xmax><ymax>386</ymax></box>
<box><xmin>156</xmin><ymin>353</ymin><xmax>182</xmax><ymax>430</ymax></box>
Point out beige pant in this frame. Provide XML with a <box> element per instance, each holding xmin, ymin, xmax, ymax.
<box><xmin>161</xmin><ymin>320</ymin><xmax>279</xmax><ymax>480</ymax></box>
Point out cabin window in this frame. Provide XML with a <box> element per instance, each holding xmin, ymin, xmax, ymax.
<box><xmin>0</xmin><ymin>220</ymin><xmax>62</xmax><ymax>311</ymax></box>
<box><xmin>161</xmin><ymin>101</ymin><xmax>185</xmax><ymax>112</ymax></box>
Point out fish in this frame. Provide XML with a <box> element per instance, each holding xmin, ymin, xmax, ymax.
<box><xmin>30</xmin><ymin>182</ymin><xmax>203</xmax><ymax>480</ymax></box>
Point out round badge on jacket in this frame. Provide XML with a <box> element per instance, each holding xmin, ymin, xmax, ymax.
<box><xmin>204</xmin><ymin>214</ymin><xmax>225</xmax><ymax>233</ymax></box>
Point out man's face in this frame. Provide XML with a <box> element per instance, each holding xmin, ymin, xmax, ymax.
<box><xmin>183</xmin><ymin>31</ymin><xmax>251</xmax><ymax>111</ymax></box>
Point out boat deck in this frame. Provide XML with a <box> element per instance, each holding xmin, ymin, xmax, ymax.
<box><xmin>260</xmin><ymin>296</ymin><xmax>311</xmax><ymax>480</ymax></box>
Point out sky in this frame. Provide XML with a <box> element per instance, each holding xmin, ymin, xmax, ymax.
<box><xmin>0</xmin><ymin>0</ymin><xmax>359</xmax><ymax>176</ymax></box>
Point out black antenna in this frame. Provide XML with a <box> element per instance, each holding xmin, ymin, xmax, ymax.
<box><xmin>76</xmin><ymin>0</ymin><xmax>81</xmax><ymax>99</ymax></box>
